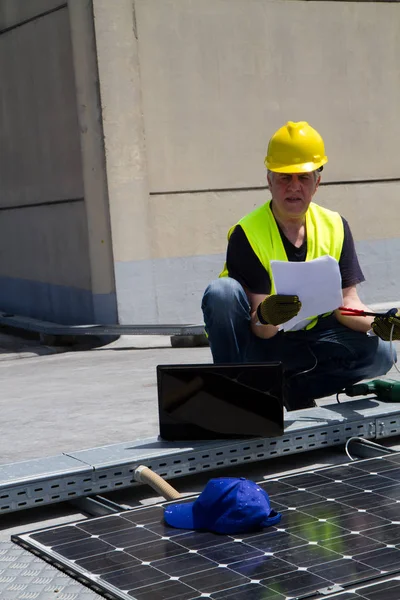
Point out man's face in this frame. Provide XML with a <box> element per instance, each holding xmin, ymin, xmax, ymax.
<box><xmin>268</xmin><ymin>172</ymin><xmax>320</xmax><ymax>219</ymax></box>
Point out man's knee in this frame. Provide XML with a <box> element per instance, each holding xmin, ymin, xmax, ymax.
<box><xmin>356</xmin><ymin>337</ymin><xmax>395</xmax><ymax>377</ymax></box>
<box><xmin>373</xmin><ymin>339</ymin><xmax>396</xmax><ymax>374</ymax></box>
<box><xmin>202</xmin><ymin>277</ymin><xmax>247</xmax><ymax>308</ymax></box>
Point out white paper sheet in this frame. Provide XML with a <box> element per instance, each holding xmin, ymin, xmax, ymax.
<box><xmin>270</xmin><ymin>255</ymin><xmax>343</xmax><ymax>331</ymax></box>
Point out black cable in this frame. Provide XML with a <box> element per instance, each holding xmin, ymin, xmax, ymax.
<box><xmin>285</xmin><ymin>337</ymin><xmax>318</xmax><ymax>384</ymax></box>
<box><xmin>283</xmin><ymin>337</ymin><xmax>319</xmax><ymax>410</ymax></box>
<box><xmin>285</xmin><ymin>338</ymin><xmax>350</xmax><ymax>407</ymax></box>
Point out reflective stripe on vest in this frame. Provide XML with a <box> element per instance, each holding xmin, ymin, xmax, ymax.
<box><xmin>219</xmin><ymin>200</ymin><xmax>344</xmax><ymax>330</ymax></box>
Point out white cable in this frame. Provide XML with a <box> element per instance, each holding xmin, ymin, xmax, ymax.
<box><xmin>345</xmin><ymin>436</ymin><xmax>395</xmax><ymax>461</ymax></box>
<box><xmin>345</xmin><ymin>437</ymin><xmax>358</xmax><ymax>461</ymax></box>
<box><xmin>389</xmin><ymin>322</ymin><xmax>400</xmax><ymax>374</ymax></box>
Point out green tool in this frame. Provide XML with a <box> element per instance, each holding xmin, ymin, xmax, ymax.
<box><xmin>345</xmin><ymin>379</ymin><xmax>400</xmax><ymax>402</ymax></box>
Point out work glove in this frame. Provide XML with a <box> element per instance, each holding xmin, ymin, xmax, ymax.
<box><xmin>257</xmin><ymin>294</ymin><xmax>302</xmax><ymax>326</ymax></box>
<box><xmin>372</xmin><ymin>309</ymin><xmax>400</xmax><ymax>341</ymax></box>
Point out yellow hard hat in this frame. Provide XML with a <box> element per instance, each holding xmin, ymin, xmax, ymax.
<box><xmin>264</xmin><ymin>121</ymin><xmax>328</xmax><ymax>173</ymax></box>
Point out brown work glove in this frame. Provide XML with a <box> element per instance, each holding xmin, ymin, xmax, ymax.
<box><xmin>372</xmin><ymin>310</ymin><xmax>400</xmax><ymax>341</ymax></box>
<box><xmin>257</xmin><ymin>294</ymin><xmax>302</xmax><ymax>326</ymax></box>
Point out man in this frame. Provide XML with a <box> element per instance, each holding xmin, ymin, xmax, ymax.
<box><xmin>201</xmin><ymin>121</ymin><xmax>394</xmax><ymax>410</ymax></box>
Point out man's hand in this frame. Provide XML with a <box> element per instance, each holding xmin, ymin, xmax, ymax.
<box><xmin>372</xmin><ymin>310</ymin><xmax>400</xmax><ymax>341</ymax></box>
<box><xmin>257</xmin><ymin>294</ymin><xmax>302</xmax><ymax>326</ymax></box>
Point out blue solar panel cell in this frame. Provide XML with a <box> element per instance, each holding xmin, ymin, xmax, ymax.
<box><xmin>13</xmin><ymin>453</ymin><xmax>400</xmax><ymax>600</ymax></box>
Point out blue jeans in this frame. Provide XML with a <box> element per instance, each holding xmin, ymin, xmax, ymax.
<box><xmin>201</xmin><ymin>278</ymin><xmax>395</xmax><ymax>409</ymax></box>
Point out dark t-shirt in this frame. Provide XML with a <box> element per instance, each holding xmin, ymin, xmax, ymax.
<box><xmin>226</xmin><ymin>208</ymin><xmax>365</xmax><ymax>294</ymax></box>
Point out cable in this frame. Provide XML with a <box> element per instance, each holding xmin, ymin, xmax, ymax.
<box><xmin>389</xmin><ymin>322</ymin><xmax>400</xmax><ymax>374</ymax></box>
<box><xmin>283</xmin><ymin>338</ymin><xmax>319</xmax><ymax>409</ymax></box>
<box><xmin>295</xmin><ymin>321</ymin><xmax>399</xmax><ymax>407</ymax></box>
<box><xmin>285</xmin><ymin>337</ymin><xmax>318</xmax><ymax>383</ymax></box>
<box><xmin>345</xmin><ymin>437</ymin><xmax>395</xmax><ymax>462</ymax></box>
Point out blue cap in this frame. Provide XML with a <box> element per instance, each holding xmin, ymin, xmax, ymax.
<box><xmin>164</xmin><ymin>477</ymin><xmax>281</xmax><ymax>535</ymax></box>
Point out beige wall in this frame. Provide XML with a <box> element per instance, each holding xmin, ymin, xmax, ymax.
<box><xmin>128</xmin><ymin>0</ymin><xmax>400</xmax><ymax>321</ymax></box>
<box><xmin>91</xmin><ymin>0</ymin><xmax>152</xmax><ymax>264</ymax></box>
<box><xmin>136</xmin><ymin>0</ymin><xmax>400</xmax><ymax>195</ymax></box>
<box><xmin>149</xmin><ymin>182</ymin><xmax>400</xmax><ymax>261</ymax></box>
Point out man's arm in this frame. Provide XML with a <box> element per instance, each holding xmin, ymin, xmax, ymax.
<box><xmin>246</xmin><ymin>291</ymin><xmax>302</xmax><ymax>338</ymax></box>
<box><xmin>372</xmin><ymin>310</ymin><xmax>400</xmax><ymax>341</ymax></box>
<box><xmin>226</xmin><ymin>226</ymin><xmax>301</xmax><ymax>336</ymax></box>
<box><xmin>334</xmin><ymin>219</ymin><xmax>372</xmax><ymax>332</ymax></box>
<box><xmin>334</xmin><ymin>285</ymin><xmax>373</xmax><ymax>333</ymax></box>
<box><xmin>227</xmin><ymin>227</ymin><xmax>279</xmax><ymax>339</ymax></box>
<box><xmin>246</xmin><ymin>291</ymin><xmax>280</xmax><ymax>339</ymax></box>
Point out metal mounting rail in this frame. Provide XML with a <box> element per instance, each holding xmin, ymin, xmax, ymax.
<box><xmin>0</xmin><ymin>310</ymin><xmax>204</xmax><ymax>336</ymax></box>
<box><xmin>2</xmin><ymin>399</ymin><xmax>400</xmax><ymax>515</ymax></box>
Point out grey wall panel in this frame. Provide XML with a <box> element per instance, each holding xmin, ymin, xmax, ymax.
<box><xmin>0</xmin><ymin>201</ymin><xmax>96</xmax><ymax>326</ymax></box>
<box><xmin>0</xmin><ymin>7</ymin><xmax>84</xmax><ymax>207</ymax></box>
<box><xmin>0</xmin><ymin>201</ymin><xmax>91</xmax><ymax>287</ymax></box>
<box><xmin>92</xmin><ymin>291</ymin><xmax>118</xmax><ymax>325</ymax></box>
<box><xmin>0</xmin><ymin>280</ymin><xmax>117</xmax><ymax>325</ymax></box>
<box><xmin>0</xmin><ymin>0</ymin><xmax>64</xmax><ymax>30</ymax></box>
<box><xmin>0</xmin><ymin>276</ymin><xmax>94</xmax><ymax>324</ymax></box>
<box><xmin>136</xmin><ymin>0</ymin><xmax>400</xmax><ymax>192</ymax></box>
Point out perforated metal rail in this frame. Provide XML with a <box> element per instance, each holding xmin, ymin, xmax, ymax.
<box><xmin>1</xmin><ymin>399</ymin><xmax>400</xmax><ymax>515</ymax></box>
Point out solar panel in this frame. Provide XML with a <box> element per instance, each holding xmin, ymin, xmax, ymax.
<box><xmin>13</xmin><ymin>453</ymin><xmax>400</xmax><ymax>600</ymax></box>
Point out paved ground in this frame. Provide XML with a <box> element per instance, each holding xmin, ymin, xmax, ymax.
<box><xmin>0</xmin><ymin>334</ymin><xmax>210</xmax><ymax>463</ymax></box>
<box><xmin>0</xmin><ymin>330</ymin><xmax>68</xmax><ymax>360</ymax></box>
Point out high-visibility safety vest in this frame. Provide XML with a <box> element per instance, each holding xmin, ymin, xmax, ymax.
<box><xmin>219</xmin><ymin>200</ymin><xmax>344</xmax><ymax>330</ymax></box>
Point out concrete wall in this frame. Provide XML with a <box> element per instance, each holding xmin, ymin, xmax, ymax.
<box><xmin>123</xmin><ymin>0</ymin><xmax>400</xmax><ymax>323</ymax></box>
<box><xmin>0</xmin><ymin>0</ymin><xmax>64</xmax><ymax>29</ymax></box>
<box><xmin>90</xmin><ymin>0</ymin><xmax>154</xmax><ymax>326</ymax></box>
<box><xmin>0</xmin><ymin>1</ymin><xmax>116</xmax><ymax>324</ymax></box>
<box><xmin>1</xmin><ymin>0</ymin><xmax>399</xmax><ymax>326</ymax></box>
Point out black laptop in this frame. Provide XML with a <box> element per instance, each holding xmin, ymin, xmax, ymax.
<box><xmin>157</xmin><ymin>362</ymin><xmax>284</xmax><ymax>441</ymax></box>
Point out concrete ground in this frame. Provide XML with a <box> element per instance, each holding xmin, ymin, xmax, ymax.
<box><xmin>1</xmin><ymin>328</ymin><xmax>400</xmax><ymax>599</ymax></box>
<box><xmin>0</xmin><ymin>334</ymin><xmax>209</xmax><ymax>464</ymax></box>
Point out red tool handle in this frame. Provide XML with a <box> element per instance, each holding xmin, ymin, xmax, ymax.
<box><xmin>339</xmin><ymin>306</ymin><xmax>397</xmax><ymax>318</ymax></box>
<box><xmin>339</xmin><ymin>306</ymin><xmax>371</xmax><ymax>317</ymax></box>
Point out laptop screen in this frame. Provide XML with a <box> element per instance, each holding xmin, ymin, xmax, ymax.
<box><xmin>157</xmin><ymin>362</ymin><xmax>284</xmax><ymax>441</ymax></box>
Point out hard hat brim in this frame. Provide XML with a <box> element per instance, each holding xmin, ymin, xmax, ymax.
<box><xmin>266</xmin><ymin>157</ymin><xmax>328</xmax><ymax>174</ymax></box>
